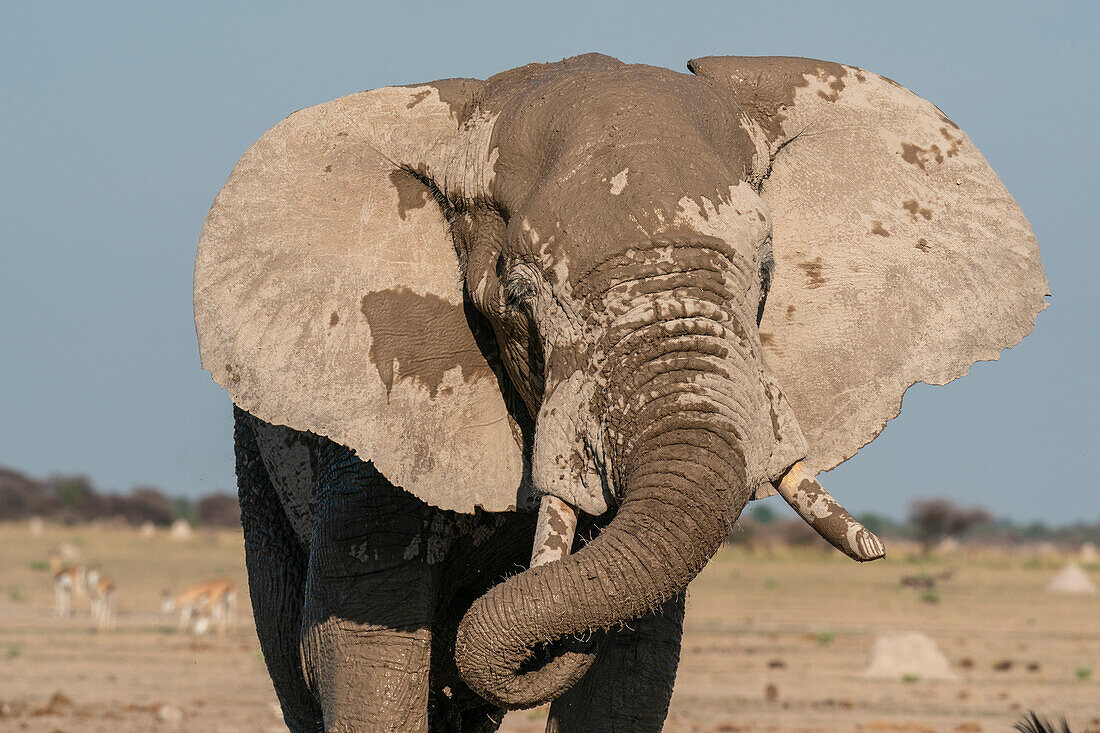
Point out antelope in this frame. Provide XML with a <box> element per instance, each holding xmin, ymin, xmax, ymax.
<box><xmin>49</xmin><ymin>554</ymin><xmax>86</xmax><ymax>617</ymax></box>
<box><xmin>162</xmin><ymin>578</ymin><xmax>237</xmax><ymax>634</ymax></box>
<box><xmin>85</xmin><ymin>568</ymin><xmax>117</xmax><ymax>630</ymax></box>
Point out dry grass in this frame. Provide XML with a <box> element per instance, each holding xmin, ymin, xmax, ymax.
<box><xmin>1</xmin><ymin>522</ymin><xmax>1097</xmax><ymax>732</ymax></box>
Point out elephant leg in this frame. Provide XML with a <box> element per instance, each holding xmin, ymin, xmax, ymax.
<box><xmin>235</xmin><ymin>408</ymin><xmax>323</xmax><ymax>732</ymax></box>
<box><xmin>545</xmin><ymin>590</ymin><xmax>686</xmax><ymax>733</ymax></box>
<box><xmin>300</xmin><ymin>453</ymin><xmax>437</xmax><ymax>732</ymax></box>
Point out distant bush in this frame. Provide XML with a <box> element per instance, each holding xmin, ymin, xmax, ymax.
<box><xmin>195</xmin><ymin>494</ymin><xmax>241</xmax><ymax>528</ymax></box>
<box><xmin>909</xmin><ymin>499</ymin><xmax>992</xmax><ymax>554</ymax></box>
<box><xmin>0</xmin><ymin>465</ymin><xmax>237</xmax><ymax>528</ymax></box>
<box><xmin>723</xmin><ymin>494</ymin><xmax>1100</xmax><ymax>553</ymax></box>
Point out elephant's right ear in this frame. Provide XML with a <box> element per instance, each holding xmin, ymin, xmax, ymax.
<box><xmin>689</xmin><ymin>56</ymin><xmax>1048</xmax><ymax>475</ymax></box>
<box><xmin>195</xmin><ymin>83</ymin><xmax>531</xmax><ymax>513</ymax></box>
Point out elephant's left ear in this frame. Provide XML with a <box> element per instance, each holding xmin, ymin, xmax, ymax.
<box><xmin>195</xmin><ymin>84</ymin><xmax>530</xmax><ymax>513</ymax></box>
<box><xmin>689</xmin><ymin>55</ymin><xmax>1048</xmax><ymax>474</ymax></box>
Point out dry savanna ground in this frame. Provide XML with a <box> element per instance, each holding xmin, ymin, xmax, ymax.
<box><xmin>0</xmin><ymin>521</ymin><xmax>1096</xmax><ymax>732</ymax></box>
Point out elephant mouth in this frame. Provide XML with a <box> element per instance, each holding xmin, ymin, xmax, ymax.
<box><xmin>514</xmin><ymin>634</ymin><xmax>600</xmax><ymax>686</ymax></box>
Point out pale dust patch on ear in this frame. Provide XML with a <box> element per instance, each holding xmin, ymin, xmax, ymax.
<box><xmin>195</xmin><ymin>84</ymin><xmax>526</xmax><ymax>514</ymax></box>
<box><xmin>779</xmin><ymin>67</ymin><xmax>1036</xmax><ymax>268</ymax></box>
<box><xmin>755</xmin><ymin>62</ymin><xmax>1047</xmax><ymax>475</ymax></box>
<box><xmin>356</xmin><ymin>86</ymin><xmax>501</xmax><ymax>198</ymax></box>
<box><xmin>609</xmin><ymin>167</ymin><xmax>629</xmax><ymax>195</ymax></box>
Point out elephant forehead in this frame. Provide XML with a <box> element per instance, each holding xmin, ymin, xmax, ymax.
<box><xmin>521</xmin><ymin>181</ymin><xmax>768</xmax><ymax>293</ymax></box>
<box><xmin>484</xmin><ymin>59</ymin><xmax>758</xmax><ymax>212</ymax></box>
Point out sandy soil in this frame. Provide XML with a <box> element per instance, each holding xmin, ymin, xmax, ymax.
<box><xmin>1</xmin><ymin>522</ymin><xmax>1096</xmax><ymax>732</ymax></box>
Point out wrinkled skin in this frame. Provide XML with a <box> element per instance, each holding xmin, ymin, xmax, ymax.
<box><xmin>239</xmin><ymin>57</ymin><xmax>782</xmax><ymax>732</ymax></box>
<box><xmin>213</xmin><ymin>52</ymin><xmax>1045</xmax><ymax>731</ymax></box>
<box><xmin>449</xmin><ymin>58</ymin><xmax>782</xmax><ymax>713</ymax></box>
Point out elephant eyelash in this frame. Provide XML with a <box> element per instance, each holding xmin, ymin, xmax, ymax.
<box><xmin>503</xmin><ymin>277</ymin><xmax>538</xmax><ymax>308</ymax></box>
<box><xmin>501</xmin><ymin>262</ymin><xmax>541</xmax><ymax>309</ymax></box>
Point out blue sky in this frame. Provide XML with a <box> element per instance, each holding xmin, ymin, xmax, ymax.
<box><xmin>1</xmin><ymin>1</ymin><xmax>1095</xmax><ymax>523</ymax></box>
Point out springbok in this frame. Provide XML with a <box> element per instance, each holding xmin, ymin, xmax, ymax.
<box><xmin>85</xmin><ymin>568</ymin><xmax>117</xmax><ymax>630</ymax></box>
<box><xmin>49</xmin><ymin>555</ymin><xmax>86</xmax><ymax>618</ymax></box>
<box><xmin>162</xmin><ymin>578</ymin><xmax>237</xmax><ymax>634</ymax></box>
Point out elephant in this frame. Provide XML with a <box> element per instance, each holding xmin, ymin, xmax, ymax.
<box><xmin>194</xmin><ymin>53</ymin><xmax>1047</xmax><ymax>731</ymax></box>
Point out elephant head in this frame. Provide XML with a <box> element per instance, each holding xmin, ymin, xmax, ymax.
<box><xmin>194</xmin><ymin>54</ymin><xmax>1046</xmax><ymax>708</ymax></box>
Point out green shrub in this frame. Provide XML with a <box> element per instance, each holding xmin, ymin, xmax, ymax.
<box><xmin>920</xmin><ymin>589</ymin><xmax>941</xmax><ymax>604</ymax></box>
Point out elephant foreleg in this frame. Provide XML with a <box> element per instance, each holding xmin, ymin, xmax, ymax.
<box><xmin>545</xmin><ymin>590</ymin><xmax>685</xmax><ymax>733</ymax></box>
<box><xmin>300</xmin><ymin>455</ymin><xmax>437</xmax><ymax>732</ymax></box>
<box><xmin>235</xmin><ymin>408</ymin><xmax>323</xmax><ymax>732</ymax></box>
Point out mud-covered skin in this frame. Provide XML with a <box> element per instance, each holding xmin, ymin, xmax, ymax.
<box><xmin>446</xmin><ymin>56</ymin><xmax>797</xmax><ymax>709</ymax></box>
<box><xmin>201</xmin><ymin>50</ymin><xmax>1048</xmax><ymax>729</ymax></box>
<box><xmin>240</xmin><ymin>409</ymin><xmax>680</xmax><ymax>731</ymax></box>
<box><xmin>546</xmin><ymin>592</ymin><xmax>685</xmax><ymax>733</ymax></box>
<box><xmin>455</xmin><ymin>56</ymin><xmax>783</xmax><ymax>513</ymax></box>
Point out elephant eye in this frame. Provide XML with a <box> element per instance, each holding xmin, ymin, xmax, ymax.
<box><xmin>503</xmin><ymin>278</ymin><xmax>537</xmax><ymax>309</ymax></box>
<box><xmin>502</xmin><ymin>263</ymin><xmax>539</xmax><ymax>310</ymax></box>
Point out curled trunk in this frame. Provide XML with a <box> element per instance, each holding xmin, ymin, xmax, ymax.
<box><xmin>455</xmin><ymin>390</ymin><xmax>744</xmax><ymax>708</ymax></box>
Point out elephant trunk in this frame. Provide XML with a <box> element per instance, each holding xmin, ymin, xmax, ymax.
<box><xmin>454</xmin><ymin>378</ymin><xmax>745</xmax><ymax>709</ymax></box>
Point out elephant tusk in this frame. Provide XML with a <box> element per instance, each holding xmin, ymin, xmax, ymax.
<box><xmin>773</xmin><ymin>462</ymin><xmax>886</xmax><ymax>562</ymax></box>
<box><xmin>530</xmin><ymin>495</ymin><xmax>579</xmax><ymax>568</ymax></box>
